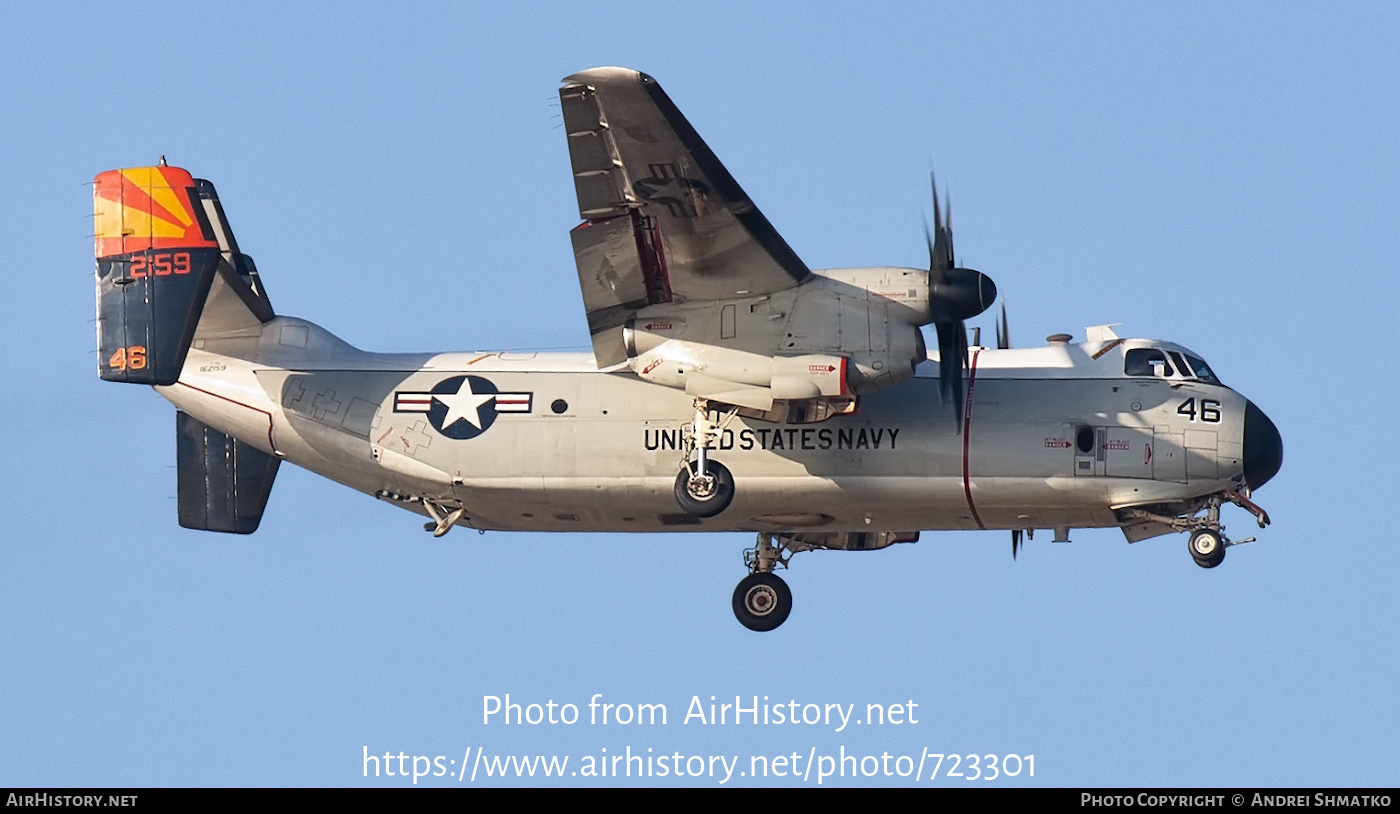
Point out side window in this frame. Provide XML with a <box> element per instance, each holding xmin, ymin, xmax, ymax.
<box><xmin>1124</xmin><ymin>348</ymin><xmax>1175</xmax><ymax>377</ymax></box>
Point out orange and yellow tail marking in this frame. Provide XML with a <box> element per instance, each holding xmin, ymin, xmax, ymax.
<box><xmin>93</xmin><ymin>164</ymin><xmax>218</xmax><ymax>258</ymax></box>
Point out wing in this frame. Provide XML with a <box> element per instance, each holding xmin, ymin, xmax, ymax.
<box><xmin>560</xmin><ymin>67</ymin><xmax>811</xmax><ymax>367</ymax></box>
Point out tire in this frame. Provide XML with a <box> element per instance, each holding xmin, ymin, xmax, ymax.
<box><xmin>1189</xmin><ymin>530</ymin><xmax>1225</xmax><ymax>569</ymax></box>
<box><xmin>732</xmin><ymin>572</ymin><xmax>792</xmax><ymax>632</ymax></box>
<box><xmin>674</xmin><ymin>460</ymin><xmax>734</xmax><ymax>517</ymax></box>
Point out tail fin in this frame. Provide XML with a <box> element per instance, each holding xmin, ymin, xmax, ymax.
<box><xmin>176</xmin><ymin>411</ymin><xmax>280</xmax><ymax>534</ymax></box>
<box><xmin>94</xmin><ymin>162</ymin><xmax>273</xmax><ymax>385</ymax></box>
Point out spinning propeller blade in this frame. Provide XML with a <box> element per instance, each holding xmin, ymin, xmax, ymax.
<box><xmin>996</xmin><ymin>301</ymin><xmax>1011</xmax><ymax>350</ymax></box>
<box><xmin>925</xmin><ymin>173</ymin><xmax>996</xmax><ymax>426</ymax></box>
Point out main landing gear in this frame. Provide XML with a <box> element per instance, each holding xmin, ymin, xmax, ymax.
<box><xmin>733</xmin><ymin>533</ymin><xmax>795</xmax><ymax>631</ymax></box>
<box><xmin>675</xmin><ymin>398</ymin><xmax>739</xmax><ymax>517</ymax></box>
<box><xmin>728</xmin><ymin>531</ymin><xmax>917</xmax><ymax>630</ymax></box>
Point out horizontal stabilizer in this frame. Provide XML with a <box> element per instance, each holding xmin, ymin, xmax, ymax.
<box><xmin>176</xmin><ymin>411</ymin><xmax>280</xmax><ymax>534</ymax></box>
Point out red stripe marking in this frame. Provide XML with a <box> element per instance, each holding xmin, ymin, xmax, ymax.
<box><xmin>961</xmin><ymin>348</ymin><xmax>986</xmax><ymax>530</ymax></box>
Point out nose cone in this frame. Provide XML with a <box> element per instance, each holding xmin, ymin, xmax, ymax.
<box><xmin>1243</xmin><ymin>400</ymin><xmax>1283</xmax><ymax>490</ymax></box>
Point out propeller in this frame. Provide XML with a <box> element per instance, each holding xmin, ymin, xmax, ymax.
<box><xmin>995</xmin><ymin>301</ymin><xmax>1011</xmax><ymax>350</ymax></box>
<box><xmin>1012</xmin><ymin>529</ymin><xmax>1023</xmax><ymax>560</ymax></box>
<box><xmin>926</xmin><ymin>174</ymin><xmax>997</xmax><ymax>425</ymax></box>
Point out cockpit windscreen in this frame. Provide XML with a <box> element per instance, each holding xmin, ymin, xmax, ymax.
<box><xmin>1124</xmin><ymin>347</ymin><xmax>1222</xmax><ymax>384</ymax></box>
<box><xmin>1181</xmin><ymin>354</ymin><xmax>1221</xmax><ymax>384</ymax></box>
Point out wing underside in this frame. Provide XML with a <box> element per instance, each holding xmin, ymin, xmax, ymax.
<box><xmin>560</xmin><ymin>67</ymin><xmax>810</xmax><ymax>367</ymax></box>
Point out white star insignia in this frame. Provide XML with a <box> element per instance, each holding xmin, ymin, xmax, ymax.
<box><xmin>434</xmin><ymin>378</ymin><xmax>495</xmax><ymax>430</ymax></box>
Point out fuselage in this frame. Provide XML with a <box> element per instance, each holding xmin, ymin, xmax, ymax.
<box><xmin>158</xmin><ymin>315</ymin><xmax>1275</xmax><ymax>537</ymax></box>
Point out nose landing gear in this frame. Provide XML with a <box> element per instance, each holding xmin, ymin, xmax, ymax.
<box><xmin>1182</xmin><ymin>494</ymin><xmax>1263</xmax><ymax>569</ymax></box>
<box><xmin>1189</xmin><ymin>529</ymin><xmax>1225</xmax><ymax>568</ymax></box>
<box><xmin>1119</xmin><ymin>491</ymin><xmax>1268</xmax><ymax>570</ymax></box>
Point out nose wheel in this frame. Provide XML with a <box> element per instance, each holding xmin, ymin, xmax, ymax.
<box><xmin>1182</xmin><ymin>495</ymin><xmax>1258</xmax><ymax>568</ymax></box>
<box><xmin>1189</xmin><ymin>529</ymin><xmax>1225</xmax><ymax>569</ymax></box>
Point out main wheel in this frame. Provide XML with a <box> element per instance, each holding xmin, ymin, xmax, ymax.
<box><xmin>1189</xmin><ymin>529</ymin><xmax>1225</xmax><ymax>569</ymax></box>
<box><xmin>674</xmin><ymin>460</ymin><xmax>734</xmax><ymax>517</ymax></box>
<box><xmin>732</xmin><ymin>572</ymin><xmax>792</xmax><ymax>632</ymax></box>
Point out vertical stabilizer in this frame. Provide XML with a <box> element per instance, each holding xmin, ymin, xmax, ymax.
<box><xmin>176</xmin><ymin>412</ymin><xmax>280</xmax><ymax>534</ymax></box>
<box><xmin>94</xmin><ymin>163</ymin><xmax>273</xmax><ymax>385</ymax></box>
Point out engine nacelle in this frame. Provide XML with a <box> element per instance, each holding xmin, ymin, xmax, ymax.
<box><xmin>621</xmin><ymin>266</ymin><xmax>933</xmax><ymax>411</ymax></box>
<box><xmin>629</xmin><ymin>340</ymin><xmax>850</xmax><ymax>410</ymax></box>
<box><xmin>844</xmin><ymin>326</ymin><xmax>926</xmax><ymax>394</ymax></box>
<box><xmin>783</xmin><ymin>267</ymin><xmax>931</xmax><ymax>394</ymax></box>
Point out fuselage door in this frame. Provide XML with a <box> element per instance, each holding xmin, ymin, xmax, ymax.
<box><xmin>1070</xmin><ymin>424</ymin><xmax>1102</xmax><ymax>476</ymax></box>
<box><xmin>1069</xmin><ymin>424</ymin><xmax>1155</xmax><ymax>479</ymax></box>
<box><xmin>1184</xmin><ymin>429</ymin><xmax>1219</xmax><ymax>481</ymax></box>
<box><xmin>1153</xmin><ymin>427</ymin><xmax>1187</xmax><ymax>482</ymax></box>
<box><xmin>1103</xmin><ymin>426</ymin><xmax>1154</xmax><ymax>479</ymax></box>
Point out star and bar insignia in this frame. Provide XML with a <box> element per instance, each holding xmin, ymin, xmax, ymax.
<box><xmin>393</xmin><ymin>375</ymin><xmax>532</xmax><ymax>439</ymax></box>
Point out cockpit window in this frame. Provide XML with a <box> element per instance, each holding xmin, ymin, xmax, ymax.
<box><xmin>1182</xmin><ymin>354</ymin><xmax>1222</xmax><ymax>384</ymax></box>
<box><xmin>1124</xmin><ymin>348</ymin><xmax>1175</xmax><ymax>377</ymax></box>
<box><xmin>1169</xmin><ymin>352</ymin><xmax>1191</xmax><ymax>378</ymax></box>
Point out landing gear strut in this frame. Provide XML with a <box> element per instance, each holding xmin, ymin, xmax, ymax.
<box><xmin>732</xmin><ymin>533</ymin><xmax>794</xmax><ymax>631</ymax></box>
<box><xmin>675</xmin><ymin>398</ymin><xmax>738</xmax><ymax>517</ymax></box>
<box><xmin>422</xmin><ymin>499</ymin><xmax>466</xmax><ymax>537</ymax></box>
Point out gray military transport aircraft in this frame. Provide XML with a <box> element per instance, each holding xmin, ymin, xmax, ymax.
<box><xmin>94</xmin><ymin>67</ymin><xmax>1283</xmax><ymax>631</ymax></box>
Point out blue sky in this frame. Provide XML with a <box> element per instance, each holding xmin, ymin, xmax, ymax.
<box><xmin>3</xmin><ymin>2</ymin><xmax>1397</xmax><ymax>787</ymax></box>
